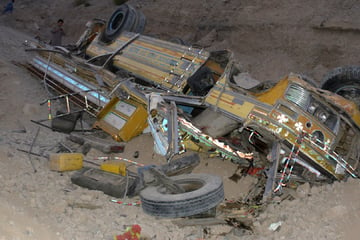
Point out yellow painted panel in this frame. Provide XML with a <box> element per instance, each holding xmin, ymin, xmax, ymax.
<box><xmin>94</xmin><ymin>98</ymin><xmax>148</xmax><ymax>142</ymax></box>
<box><xmin>206</xmin><ymin>89</ymin><xmax>255</xmax><ymax>119</ymax></box>
<box><xmin>86</xmin><ymin>35</ymin><xmax>209</xmax><ymax>92</ymax></box>
<box><xmin>255</xmin><ymin>77</ymin><xmax>289</xmax><ymax>105</ymax></box>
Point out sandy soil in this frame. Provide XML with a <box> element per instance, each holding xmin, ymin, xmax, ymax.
<box><xmin>1</xmin><ymin>0</ymin><xmax>360</xmax><ymax>239</ymax></box>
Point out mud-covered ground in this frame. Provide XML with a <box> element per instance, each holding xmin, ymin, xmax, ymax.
<box><xmin>1</xmin><ymin>0</ymin><xmax>360</xmax><ymax>239</ymax></box>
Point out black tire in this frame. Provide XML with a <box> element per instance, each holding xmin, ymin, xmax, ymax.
<box><xmin>127</xmin><ymin>5</ymin><xmax>139</xmax><ymax>32</ymax></box>
<box><xmin>140</xmin><ymin>173</ymin><xmax>224</xmax><ymax>218</ymax></box>
<box><xmin>321</xmin><ymin>66</ymin><xmax>360</xmax><ymax>107</ymax></box>
<box><xmin>101</xmin><ymin>3</ymin><xmax>138</xmax><ymax>42</ymax></box>
<box><xmin>105</xmin><ymin>4</ymin><xmax>130</xmax><ymax>37</ymax></box>
<box><xmin>131</xmin><ymin>9</ymin><xmax>146</xmax><ymax>34</ymax></box>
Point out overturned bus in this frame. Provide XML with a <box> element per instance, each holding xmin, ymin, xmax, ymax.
<box><xmin>24</xmin><ymin>3</ymin><xmax>360</xmax><ymax>197</ymax></box>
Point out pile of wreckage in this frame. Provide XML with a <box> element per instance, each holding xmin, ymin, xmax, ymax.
<box><xmin>20</xmin><ymin>3</ymin><xmax>360</xmax><ymax>223</ymax></box>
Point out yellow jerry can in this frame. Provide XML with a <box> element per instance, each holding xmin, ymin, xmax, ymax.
<box><xmin>49</xmin><ymin>153</ymin><xmax>84</xmax><ymax>172</ymax></box>
<box><xmin>100</xmin><ymin>161</ymin><xmax>127</xmax><ymax>176</ymax></box>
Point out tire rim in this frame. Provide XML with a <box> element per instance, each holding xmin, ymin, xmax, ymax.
<box><xmin>335</xmin><ymin>85</ymin><xmax>360</xmax><ymax>107</ymax></box>
<box><xmin>109</xmin><ymin>12</ymin><xmax>125</xmax><ymax>32</ymax></box>
<box><xmin>157</xmin><ymin>179</ymin><xmax>205</xmax><ymax>194</ymax></box>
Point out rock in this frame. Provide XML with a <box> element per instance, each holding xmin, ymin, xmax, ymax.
<box><xmin>296</xmin><ymin>182</ymin><xmax>310</xmax><ymax>199</ymax></box>
<box><xmin>310</xmin><ymin>185</ymin><xmax>321</xmax><ymax>195</ymax></box>
<box><xmin>268</xmin><ymin>221</ymin><xmax>282</xmax><ymax>231</ymax></box>
<box><xmin>272</xmin><ymin>196</ymin><xmax>282</xmax><ymax>204</ymax></box>
<box><xmin>230</xmin><ymin>227</ymin><xmax>253</xmax><ymax>237</ymax></box>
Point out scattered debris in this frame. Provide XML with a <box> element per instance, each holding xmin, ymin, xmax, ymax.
<box><xmin>68</xmin><ymin>202</ymin><xmax>102</xmax><ymax>210</ymax></box>
<box><xmin>17</xmin><ymin>148</ymin><xmax>47</xmax><ymax>158</ymax></box>
<box><xmin>268</xmin><ymin>221</ymin><xmax>282</xmax><ymax>232</ymax></box>
<box><xmin>70</xmin><ymin>167</ymin><xmax>138</xmax><ymax>198</ymax></box>
<box><xmin>67</xmin><ymin>133</ymin><xmax>125</xmax><ymax>154</ymax></box>
<box><xmin>97</xmin><ymin>156</ymin><xmax>145</xmax><ymax>167</ymax></box>
<box><xmin>49</xmin><ymin>152</ymin><xmax>83</xmax><ymax>172</ymax></box>
<box><xmin>100</xmin><ymin>160</ymin><xmax>127</xmax><ymax>176</ymax></box>
<box><xmin>51</xmin><ymin>111</ymin><xmax>82</xmax><ymax>134</ymax></box>
<box><xmin>19</xmin><ymin>2</ymin><xmax>360</xmax><ymax>224</ymax></box>
<box><xmin>172</xmin><ymin>218</ymin><xmax>227</xmax><ymax>227</ymax></box>
<box><xmin>11</xmin><ymin>128</ymin><xmax>26</xmax><ymax>133</ymax></box>
<box><xmin>27</xmin><ymin>126</ymin><xmax>40</xmax><ymax>173</ymax></box>
<box><xmin>114</xmin><ymin>224</ymin><xmax>142</xmax><ymax>240</ymax></box>
<box><xmin>111</xmin><ymin>199</ymin><xmax>141</xmax><ymax>206</ymax></box>
<box><xmin>140</xmin><ymin>172</ymin><xmax>224</xmax><ymax>218</ymax></box>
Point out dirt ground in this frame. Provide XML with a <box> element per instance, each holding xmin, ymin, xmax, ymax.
<box><xmin>1</xmin><ymin>0</ymin><xmax>360</xmax><ymax>239</ymax></box>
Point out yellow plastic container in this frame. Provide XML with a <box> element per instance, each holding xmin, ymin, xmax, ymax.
<box><xmin>100</xmin><ymin>161</ymin><xmax>127</xmax><ymax>176</ymax></box>
<box><xmin>49</xmin><ymin>153</ymin><xmax>84</xmax><ymax>172</ymax></box>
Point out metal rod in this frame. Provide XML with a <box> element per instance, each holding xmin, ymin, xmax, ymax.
<box><xmin>17</xmin><ymin>148</ymin><xmax>47</xmax><ymax>158</ymax></box>
<box><xmin>39</xmin><ymin>89</ymin><xmax>101</xmax><ymax>105</ymax></box>
<box><xmin>102</xmin><ymin>33</ymin><xmax>140</xmax><ymax>69</ymax></box>
<box><xmin>25</xmin><ymin>47</ymin><xmax>71</xmax><ymax>57</ymax></box>
<box><xmin>30</xmin><ymin>119</ymin><xmax>53</xmax><ymax>130</ymax></box>
<box><xmin>28</xmin><ymin>127</ymin><xmax>41</xmax><ymax>173</ymax></box>
<box><xmin>66</xmin><ymin>96</ymin><xmax>70</xmax><ymax>113</ymax></box>
<box><xmin>84</xmin><ymin>95</ymin><xmax>89</xmax><ymax>109</ymax></box>
<box><xmin>83</xmin><ymin>159</ymin><xmax>100</xmax><ymax>166</ymax></box>
<box><xmin>59</xmin><ymin>142</ymin><xmax>73</xmax><ymax>153</ymax></box>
